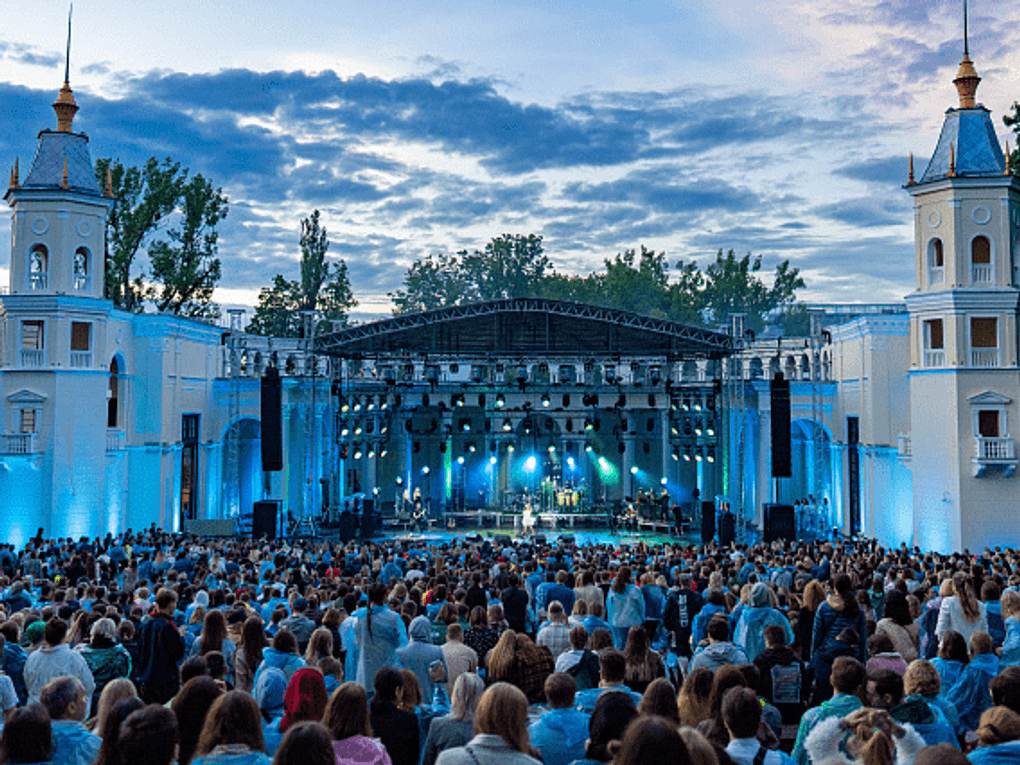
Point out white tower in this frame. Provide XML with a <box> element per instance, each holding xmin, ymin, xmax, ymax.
<box><xmin>906</xmin><ymin>28</ymin><xmax>1020</xmax><ymax>552</ymax></box>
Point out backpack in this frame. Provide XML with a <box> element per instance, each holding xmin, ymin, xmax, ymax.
<box><xmin>567</xmin><ymin>649</ymin><xmax>601</xmax><ymax>690</ymax></box>
<box><xmin>770</xmin><ymin>661</ymin><xmax>804</xmax><ymax>705</ymax></box>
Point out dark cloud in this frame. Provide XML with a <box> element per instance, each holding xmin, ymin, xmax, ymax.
<box><xmin>563</xmin><ymin>170</ymin><xmax>760</xmax><ymax>216</ymax></box>
<box><xmin>836</xmin><ymin>155</ymin><xmax>912</xmax><ymax>186</ymax></box>
<box><xmin>0</xmin><ymin>41</ymin><xmax>62</xmax><ymax>68</ymax></box>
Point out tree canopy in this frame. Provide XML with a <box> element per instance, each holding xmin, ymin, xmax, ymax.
<box><xmin>393</xmin><ymin>237</ymin><xmax>804</xmax><ymax>332</ymax></box>
<box><xmin>247</xmin><ymin>210</ymin><xmax>357</xmax><ymax>337</ymax></box>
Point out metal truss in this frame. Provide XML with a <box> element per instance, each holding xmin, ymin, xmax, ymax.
<box><xmin>315</xmin><ymin>298</ymin><xmax>734</xmax><ymax>359</ymax></box>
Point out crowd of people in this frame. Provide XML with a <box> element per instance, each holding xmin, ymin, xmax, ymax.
<box><xmin>0</xmin><ymin>527</ymin><xmax>1018</xmax><ymax>765</ymax></box>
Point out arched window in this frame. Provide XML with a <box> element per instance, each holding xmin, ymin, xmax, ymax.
<box><xmin>28</xmin><ymin>244</ymin><xmax>48</xmax><ymax>290</ymax></box>
<box><xmin>927</xmin><ymin>238</ymin><xmax>944</xmax><ymax>286</ymax></box>
<box><xmin>971</xmin><ymin>236</ymin><xmax>992</xmax><ymax>284</ymax></box>
<box><xmin>73</xmin><ymin>247</ymin><xmax>91</xmax><ymax>291</ymax></box>
<box><xmin>108</xmin><ymin>358</ymin><xmax>119</xmax><ymax>428</ymax></box>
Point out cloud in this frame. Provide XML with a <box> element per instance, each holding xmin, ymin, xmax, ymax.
<box><xmin>0</xmin><ymin>40</ymin><xmax>62</xmax><ymax>69</ymax></box>
<box><xmin>836</xmin><ymin>155</ymin><xmax>912</xmax><ymax>186</ymax></box>
<box><xmin>813</xmin><ymin>195</ymin><xmax>911</xmax><ymax>227</ymax></box>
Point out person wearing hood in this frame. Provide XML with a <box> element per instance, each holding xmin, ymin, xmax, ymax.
<box><xmin>969</xmin><ymin>706</ymin><xmax>1020</xmax><ymax>765</ymax></box>
<box><xmin>279</xmin><ymin>668</ymin><xmax>327</xmax><ymax>735</ymax></box>
<box><xmin>946</xmin><ymin>630</ymin><xmax>1000</xmax><ymax>731</ymax></box>
<box><xmin>734</xmin><ymin>582</ymin><xmax>794</xmax><ymax>663</ymax></box>
<box><xmin>689</xmin><ymin>616</ymin><xmax>749</xmax><ymax>673</ymax></box>
<box><xmin>397</xmin><ymin>616</ymin><xmax>448</xmax><ymax>703</ymax></box>
<box><xmin>528</xmin><ymin>673</ymin><xmax>589</xmax><ymax>765</ymax></box>
<box><xmin>79</xmin><ymin>618</ymin><xmax>131</xmax><ymax>715</ymax></box>
<box><xmin>253</xmin><ymin>667</ymin><xmax>287</xmax><ymax>756</ymax></box>
<box><xmin>690</xmin><ymin>590</ymin><xmax>728</xmax><ymax>649</ymax></box>
<box><xmin>24</xmin><ymin>618</ymin><xmax>95</xmax><ymax>706</ymax></box>
<box><xmin>253</xmin><ymin>629</ymin><xmax>307</xmax><ymax>690</ymax></box>
<box><xmin>865</xmin><ymin>667</ymin><xmax>957</xmax><ymax>748</ymax></box>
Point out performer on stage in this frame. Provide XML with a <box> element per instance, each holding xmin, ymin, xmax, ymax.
<box><xmin>658</xmin><ymin>489</ymin><xmax>670</xmax><ymax>522</ymax></box>
<box><xmin>521</xmin><ymin>502</ymin><xmax>535</xmax><ymax>540</ymax></box>
<box><xmin>412</xmin><ymin>487</ymin><xmax>426</xmax><ymax>533</ymax></box>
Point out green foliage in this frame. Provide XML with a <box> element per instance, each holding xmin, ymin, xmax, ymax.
<box><xmin>1003</xmin><ymin>102</ymin><xmax>1020</xmax><ymax>175</ymax></box>
<box><xmin>775</xmin><ymin>303</ymin><xmax>812</xmax><ymax>337</ymax></box>
<box><xmin>247</xmin><ymin>210</ymin><xmax>357</xmax><ymax>337</ymax></box>
<box><xmin>146</xmin><ymin>174</ymin><xmax>227</xmax><ymax>319</ymax></box>
<box><xmin>95</xmin><ymin>157</ymin><xmax>184</xmax><ymax>312</ymax></box>
<box><xmin>393</xmin><ymin>237</ymin><xmax>804</xmax><ymax>331</ymax></box>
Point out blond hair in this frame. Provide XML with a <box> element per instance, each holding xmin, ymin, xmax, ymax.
<box><xmin>473</xmin><ymin>683</ymin><xmax>530</xmax><ymax>753</ymax></box>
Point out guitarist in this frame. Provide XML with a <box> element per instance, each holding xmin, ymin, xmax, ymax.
<box><xmin>412</xmin><ymin>487</ymin><xmax>427</xmax><ymax>533</ymax></box>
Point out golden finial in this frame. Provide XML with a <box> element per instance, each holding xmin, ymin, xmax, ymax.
<box><xmin>61</xmin><ymin>157</ymin><xmax>69</xmax><ymax>189</ymax></box>
<box><xmin>105</xmin><ymin>166</ymin><xmax>113</xmax><ymax>197</ymax></box>
<box><xmin>954</xmin><ymin>0</ymin><xmax>981</xmax><ymax>109</ymax></box>
<box><xmin>11</xmin><ymin>157</ymin><xmax>19</xmax><ymax>189</ymax></box>
<box><xmin>948</xmin><ymin>142</ymin><xmax>958</xmax><ymax>177</ymax></box>
<box><xmin>53</xmin><ymin>6</ymin><xmax>78</xmax><ymax>132</ymax></box>
<box><xmin>1006</xmin><ymin>141</ymin><xmax>1013</xmax><ymax>176</ymax></box>
<box><xmin>908</xmin><ymin>153</ymin><xmax>915</xmax><ymax>185</ymax></box>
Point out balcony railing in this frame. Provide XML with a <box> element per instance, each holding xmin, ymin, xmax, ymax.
<box><xmin>897</xmin><ymin>434</ymin><xmax>912</xmax><ymax>458</ymax></box>
<box><xmin>972</xmin><ymin>264</ymin><xmax>993</xmax><ymax>284</ymax></box>
<box><xmin>928</xmin><ymin>267</ymin><xmax>944</xmax><ymax>286</ymax></box>
<box><xmin>923</xmin><ymin>349</ymin><xmax>945</xmax><ymax>368</ymax></box>
<box><xmin>73</xmin><ymin>275</ymin><xmax>91</xmax><ymax>292</ymax></box>
<box><xmin>20</xmin><ymin>349</ymin><xmax>44</xmax><ymax>367</ymax></box>
<box><xmin>106</xmin><ymin>430</ymin><xmax>125</xmax><ymax>452</ymax></box>
<box><xmin>0</xmin><ymin>433</ymin><xmax>38</xmax><ymax>455</ymax></box>
<box><xmin>28</xmin><ymin>273</ymin><xmax>48</xmax><ymax>291</ymax></box>
<box><xmin>69</xmin><ymin>351</ymin><xmax>92</xmax><ymax>369</ymax></box>
<box><xmin>973</xmin><ymin>436</ymin><xmax>1018</xmax><ymax>477</ymax></box>
<box><xmin>971</xmin><ymin>349</ymin><xmax>1000</xmax><ymax>368</ymax></box>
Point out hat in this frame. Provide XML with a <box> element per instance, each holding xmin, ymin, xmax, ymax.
<box><xmin>293</xmin><ymin>597</ymin><xmax>309</xmax><ymax>612</ymax></box>
<box><xmin>25</xmin><ymin>621</ymin><xmax>45</xmax><ymax>644</ymax></box>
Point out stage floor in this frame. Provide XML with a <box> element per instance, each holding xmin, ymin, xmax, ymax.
<box><xmin>375</xmin><ymin>527</ymin><xmax>696</xmax><ymax>547</ymax></box>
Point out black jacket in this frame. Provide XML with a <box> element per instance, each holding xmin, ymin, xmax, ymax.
<box><xmin>136</xmin><ymin>612</ymin><xmax>185</xmax><ymax>688</ymax></box>
<box><xmin>370</xmin><ymin>701</ymin><xmax>420</xmax><ymax>765</ymax></box>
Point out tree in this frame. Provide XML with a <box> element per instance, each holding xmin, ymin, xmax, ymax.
<box><xmin>701</xmin><ymin>249</ymin><xmax>804</xmax><ymax>332</ymax></box>
<box><xmin>389</xmin><ymin>252</ymin><xmax>472</xmax><ymax>315</ymax></box>
<box><xmin>95</xmin><ymin>157</ymin><xmax>184</xmax><ymax>312</ymax></box>
<box><xmin>460</xmin><ymin>234</ymin><xmax>550</xmax><ymax>301</ymax></box>
<box><xmin>1003</xmin><ymin>102</ymin><xmax>1020</xmax><ymax>174</ymax></box>
<box><xmin>247</xmin><ymin>210</ymin><xmax>357</xmax><ymax>336</ymax></box>
<box><xmin>146</xmin><ymin>174</ymin><xmax>228</xmax><ymax>319</ymax></box>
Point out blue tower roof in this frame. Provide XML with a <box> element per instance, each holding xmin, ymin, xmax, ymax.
<box><xmin>920</xmin><ymin>107</ymin><xmax>1005</xmax><ymax>183</ymax></box>
<box><xmin>22</xmin><ymin>130</ymin><xmax>102</xmax><ymax>195</ymax></box>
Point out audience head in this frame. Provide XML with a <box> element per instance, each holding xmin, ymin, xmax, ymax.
<box><xmin>118</xmin><ymin>705</ymin><xmax>179</xmax><ymax>765</ymax></box>
<box><xmin>722</xmin><ymin>686</ymin><xmax>762</xmax><ymax>740</ymax></box>
<box><xmin>39</xmin><ymin>676</ymin><xmax>88</xmax><ymax>722</ymax></box>
<box><xmin>543</xmin><ymin>672</ymin><xmax>576</xmax><ymax>710</ymax></box>
<box><xmin>94</xmin><ymin>697</ymin><xmax>144</xmax><ymax>765</ymax></box>
<box><xmin>1</xmin><ymin>704</ymin><xmax>52</xmax><ymax>765</ymax></box>
<box><xmin>831</xmin><ymin>656</ymin><xmax>867</xmax><ymax>696</ymax></box>
<box><xmin>473</xmin><ymin>683</ymin><xmax>531</xmax><ymax>754</ymax></box>
<box><xmin>280</xmin><ymin>668</ymin><xmax>328</xmax><ymax>734</ymax></box>
<box><xmin>450</xmin><ymin>672</ymin><xmax>484</xmax><ymax>722</ymax></box>
<box><xmin>903</xmin><ymin>660</ymin><xmax>940</xmax><ymax>698</ymax></box>
<box><xmin>598</xmin><ymin>649</ymin><xmax>626</xmax><ymax>684</ymax></box>
<box><xmin>271</xmin><ymin>721</ymin><xmax>335</xmax><ymax>765</ymax></box>
<box><xmin>171</xmin><ymin>676</ymin><xmax>224</xmax><ymax>765</ymax></box>
<box><xmin>93</xmin><ymin>678</ymin><xmax>139</xmax><ymax>737</ymax></box>
<box><xmin>585</xmin><ymin>691</ymin><xmax>638</xmax><ymax>762</ymax></box>
<box><xmin>637</xmin><ymin>677</ymin><xmax>680</xmax><ymax>723</ymax></box>
<box><xmin>195</xmin><ymin>691</ymin><xmax>266</xmax><ymax>756</ymax></box>
<box><xmin>991</xmin><ymin>666</ymin><xmax>1020</xmax><ymax>714</ymax></box>
<box><xmin>612</xmin><ymin>715</ymin><xmax>690</xmax><ymax>765</ymax></box>
<box><xmin>323</xmin><ymin>682</ymin><xmax>371</xmax><ymax>741</ymax></box>
<box><xmin>975</xmin><ymin>705</ymin><xmax>1020</xmax><ymax>747</ymax></box>
<box><xmin>866</xmin><ymin>668</ymin><xmax>904</xmax><ymax>710</ymax></box>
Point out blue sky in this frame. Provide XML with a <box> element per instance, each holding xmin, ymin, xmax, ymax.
<box><xmin>2</xmin><ymin>0</ymin><xmax>1019</xmax><ymax>318</ymax></box>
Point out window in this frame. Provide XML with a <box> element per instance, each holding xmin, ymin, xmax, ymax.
<box><xmin>923</xmin><ymin>318</ymin><xmax>945</xmax><ymax>368</ymax></box>
<box><xmin>971</xmin><ymin>317</ymin><xmax>999</xmax><ymax>367</ymax></box>
<box><xmin>108</xmin><ymin>358</ymin><xmax>119</xmax><ymax>428</ymax></box>
<box><xmin>70</xmin><ymin>322</ymin><xmax>91</xmax><ymax>368</ymax></box>
<box><xmin>28</xmin><ymin>244</ymin><xmax>48</xmax><ymax>290</ymax></box>
<box><xmin>978</xmin><ymin>410</ymin><xmax>1000</xmax><ymax>437</ymax></box>
<box><xmin>19</xmin><ymin>409</ymin><xmax>36</xmax><ymax>434</ymax></box>
<box><xmin>972</xmin><ymin>236</ymin><xmax>992</xmax><ymax>284</ymax></box>
<box><xmin>73</xmin><ymin>247</ymin><xmax>90</xmax><ymax>291</ymax></box>
<box><xmin>21</xmin><ymin>321</ymin><xmax>44</xmax><ymax>350</ymax></box>
<box><xmin>928</xmin><ymin>238</ymin><xmax>944</xmax><ymax>286</ymax></box>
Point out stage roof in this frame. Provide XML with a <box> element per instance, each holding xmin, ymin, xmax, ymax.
<box><xmin>315</xmin><ymin>298</ymin><xmax>734</xmax><ymax>359</ymax></box>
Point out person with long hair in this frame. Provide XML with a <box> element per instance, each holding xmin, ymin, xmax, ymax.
<box><xmin>464</xmin><ymin>607</ymin><xmax>499</xmax><ymax>668</ymax></box>
<box><xmin>424</xmin><ymin>673</ymin><xmax>484</xmax><ymax>765</ymax></box>
<box><xmin>0</xmin><ymin>703</ymin><xmax>52</xmax><ymax>765</ymax></box>
<box><xmin>797</xmin><ymin>581</ymin><xmax>826</xmax><ymax>662</ymax></box>
<box><xmin>622</xmin><ymin>625</ymin><xmax>664</xmax><ymax>694</ymax></box>
<box><xmin>355</xmin><ymin>583</ymin><xmax>407</xmax><ymax>691</ymax></box>
<box><xmin>191</xmin><ymin>610</ymin><xmax>236</xmax><ymax>688</ymax></box>
<box><xmin>370</xmin><ymin>667</ymin><xmax>419</xmax><ymax>765</ymax></box>
<box><xmin>936</xmin><ymin>572</ymin><xmax>988</xmax><ymax>647</ymax></box>
<box><xmin>88</xmin><ymin>677</ymin><xmax>137</xmax><ymax>735</ymax></box>
<box><xmin>930</xmin><ymin>629</ymin><xmax>968</xmax><ymax>691</ymax></box>
<box><xmin>811</xmin><ymin>573</ymin><xmax>867</xmax><ymax>701</ymax></box>
<box><xmin>172</xmin><ymin>676</ymin><xmax>224</xmax><ymax>765</ymax></box>
<box><xmin>279</xmin><ymin>668</ymin><xmax>327</xmax><ymax>735</ymax></box>
<box><xmin>303</xmin><ymin>629</ymin><xmax>332</xmax><ymax>667</ymax></box>
<box><xmin>613</xmin><ymin>715</ymin><xmax>691</xmax><ymax>765</ymax></box>
<box><xmin>573</xmin><ymin>691</ymin><xmax>638</xmax><ymax>765</ymax></box>
<box><xmin>324</xmin><ymin>682</ymin><xmax>392</xmax><ymax>765</ymax></box>
<box><xmin>93</xmin><ymin>697</ymin><xmax>144</xmax><ymax>765</ymax></box>
<box><xmin>271</xmin><ymin>722</ymin><xmax>335</xmax><ymax>765</ymax></box>
<box><xmin>1002</xmin><ymin>590</ymin><xmax>1020</xmax><ymax>667</ymax></box>
<box><xmin>803</xmin><ymin>707</ymin><xmax>925</xmax><ymax>765</ymax></box>
<box><xmin>190</xmin><ymin>691</ymin><xmax>270</xmax><ymax>765</ymax></box>
<box><xmin>678</xmin><ymin>667</ymin><xmax>715</xmax><ymax>728</ymax></box>
<box><xmin>875</xmin><ymin>590</ymin><xmax>920</xmax><ymax>663</ymax></box>
<box><xmin>434</xmin><ymin>683</ymin><xmax>540</xmax><ymax>765</ymax></box>
<box><xmin>235</xmin><ymin>616</ymin><xmax>269</xmax><ymax>695</ymax></box>
<box><xmin>638</xmin><ymin>676</ymin><xmax>680</xmax><ymax>724</ymax></box>
<box><xmin>606</xmin><ymin>567</ymin><xmax>645</xmax><ymax>650</ymax></box>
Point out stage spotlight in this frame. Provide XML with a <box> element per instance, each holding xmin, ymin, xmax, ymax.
<box><xmin>366</xmin><ymin>397</ymin><xmax>375</xmax><ymax>411</ymax></box>
<box><xmin>672</xmin><ymin>451</ymin><xmax>679</xmax><ymax>461</ymax></box>
<box><xmin>489</xmin><ymin>456</ymin><xmax>497</xmax><ymax>465</ymax></box>
<box><xmin>507</xmin><ymin>445</ymin><xmax>515</xmax><ymax>453</ymax></box>
<box><xmin>548</xmin><ymin>445</ymin><xmax>555</xmax><ymax>453</ymax></box>
<box><xmin>468</xmin><ymin>444</ymin><xmax>477</xmax><ymax>453</ymax></box>
<box><xmin>422</xmin><ymin>465</ymin><xmax>430</xmax><ymax>474</ymax></box>
<box><xmin>542</xmin><ymin>393</ymin><xmax>550</xmax><ymax>407</ymax></box>
<box><xmin>707</xmin><ymin>426</ymin><xmax>716</xmax><ymax>436</ymax></box>
<box><xmin>566</xmin><ymin>456</ymin><xmax>576</xmax><ymax>469</ymax></box>
<box><xmin>353</xmin><ymin>448</ymin><xmax>363</xmax><ymax>459</ymax></box>
<box><xmin>495</xmin><ymin>393</ymin><xmax>505</xmax><ymax>408</ymax></box>
<box><xmin>630</xmin><ymin>466</ymin><xmax>638</xmax><ymax>475</ymax></box>
<box><xmin>660</xmin><ymin>477</ymin><xmax>668</xmax><ymax>485</ymax></box>
<box><xmin>695</xmin><ymin>452</ymin><xmax>703</xmax><ymax>462</ymax></box>
<box><xmin>380</xmin><ymin>398</ymin><xmax>389</xmax><ymax>410</ymax></box>
<box><xmin>585</xmin><ymin>444</ymin><xmax>593</xmax><ymax>453</ymax></box>
<box><xmin>503</xmin><ymin>418</ymin><xmax>513</xmax><ymax>432</ymax></box>
<box><xmin>341</xmin><ymin>426</ymin><xmax>350</xmax><ymax>437</ymax></box>
<box><xmin>694</xmin><ymin>397</ymin><xmax>703</xmax><ymax>412</ymax></box>
<box><xmin>683</xmin><ymin>452</ymin><xmax>692</xmax><ymax>462</ymax></box>
<box><xmin>353</xmin><ymin>399</ymin><xmax>362</xmax><ymax>412</ymax></box>
<box><xmin>395</xmin><ymin>475</ymin><xmax>403</xmax><ymax>485</ymax></box>
<box><xmin>380</xmin><ymin>449</ymin><xmax>388</xmax><ymax>457</ymax></box>
<box><xmin>706</xmin><ymin>449</ymin><xmax>715</xmax><ymax>463</ymax></box>
<box><xmin>354</xmin><ymin>425</ymin><xmax>363</xmax><ymax>435</ymax></box>
<box><xmin>457</xmin><ymin>456</ymin><xmax>465</xmax><ymax>465</ymax></box>
<box><xmin>368</xmin><ymin>449</ymin><xmax>375</xmax><ymax>459</ymax></box>
<box><xmin>340</xmin><ymin>397</ymin><xmax>350</xmax><ymax>413</ymax></box>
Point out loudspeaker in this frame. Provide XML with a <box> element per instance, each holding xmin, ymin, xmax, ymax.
<box><xmin>764</xmin><ymin>503</ymin><xmax>796</xmax><ymax>542</ymax></box>
<box><xmin>261</xmin><ymin>367</ymin><xmax>283</xmax><ymax>471</ymax></box>
<box><xmin>361</xmin><ymin>499</ymin><xmax>376</xmax><ymax>537</ymax></box>
<box><xmin>559</xmin><ymin>534</ymin><xmax>575</xmax><ymax>546</ymax></box>
<box><xmin>700</xmin><ymin>500</ymin><xmax>716</xmax><ymax>542</ymax></box>
<box><xmin>718</xmin><ymin>512</ymin><xmax>736</xmax><ymax>546</ymax></box>
<box><xmin>770</xmin><ymin>373</ymin><xmax>792</xmax><ymax>478</ymax></box>
<box><xmin>252</xmin><ymin>500</ymin><xmax>279</xmax><ymax>540</ymax></box>
<box><xmin>533</xmin><ymin>534</ymin><xmax>547</xmax><ymax>546</ymax></box>
<box><xmin>465</xmin><ymin>532</ymin><xmax>483</xmax><ymax>543</ymax></box>
<box><xmin>338</xmin><ymin>511</ymin><xmax>356</xmax><ymax>544</ymax></box>
<box><xmin>493</xmin><ymin>534</ymin><xmax>512</xmax><ymax>547</ymax></box>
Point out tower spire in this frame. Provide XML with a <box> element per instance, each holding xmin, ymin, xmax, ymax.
<box><xmin>52</xmin><ymin>4</ymin><xmax>78</xmax><ymax>132</ymax></box>
<box><xmin>953</xmin><ymin>0</ymin><xmax>981</xmax><ymax>109</ymax></box>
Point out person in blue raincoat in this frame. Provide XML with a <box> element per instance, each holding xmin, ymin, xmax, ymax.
<box><xmin>968</xmin><ymin>706</ymin><xmax>1020</xmax><ymax>764</ymax></box>
<box><xmin>946</xmin><ymin>630</ymin><xmax>999</xmax><ymax>731</ymax></box>
<box><xmin>354</xmin><ymin>582</ymin><xmax>408</xmax><ymax>690</ymax></box>
<box><xmin>606</xmin><ymin>567</ymin><xmax>644</xmax><ymax>650</ymax></box>
<box><xmin>734</xmin><ymin>582</ymin><xmax>794</xmax><ymax>662</ymax></box>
